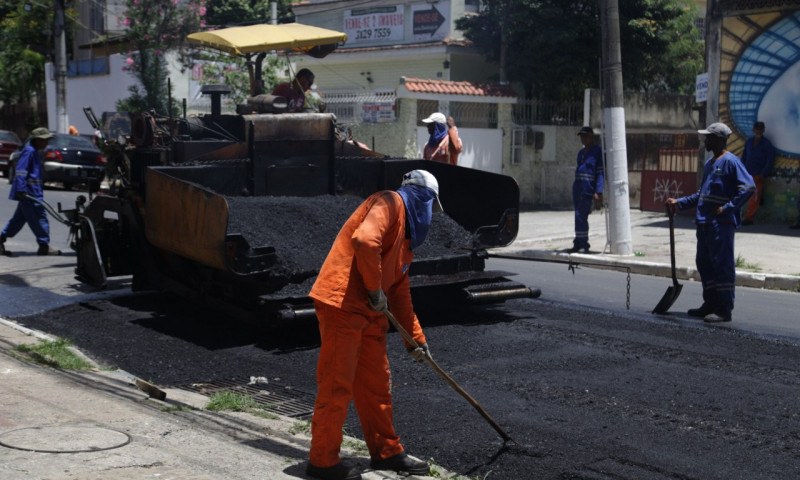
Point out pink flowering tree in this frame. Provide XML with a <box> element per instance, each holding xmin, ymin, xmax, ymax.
<box><xmin>116</xmin><ymin>0</ymin><xmax>206</xmax><ymax>115</ymax></box>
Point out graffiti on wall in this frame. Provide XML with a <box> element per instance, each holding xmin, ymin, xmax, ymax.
<box><xmin>652</xmin><ymin>178</ymin><xmax>684</xmax><ymax>204</ymax></box>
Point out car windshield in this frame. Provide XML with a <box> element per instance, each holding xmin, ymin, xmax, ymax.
<box><xmin>0</xmin><ymin>131</ymin><xmax>21</xmax><ymax>143</ymax></box>
<box><xmin>51</xmin><ymin>134</ymin><xmax>99</xmax><ymax>151</ymax></box>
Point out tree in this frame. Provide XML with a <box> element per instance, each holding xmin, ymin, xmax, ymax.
<box><xmin>116</xmin><ymin>0</ymin><xmax>206</xmax><ymax>115</ymax></box>
<box><xmin>456</xmin><ymin>0</ymin><xmax>703</xmax><ymax>101</ymax></box>
<box><xmin>0</xmin><ymin>1</ymin><xmax>56</xmax><ymax>103</ymax></box>
<box><xmin>195</xmin><ymin>0</ymin><xmax>294</xmax><ymax>107</ymax></box>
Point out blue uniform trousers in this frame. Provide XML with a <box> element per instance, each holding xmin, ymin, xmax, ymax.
<box><xmin>1</xmin><ymin>198</ymin><xmax>50</xmax><ymax>245</ymax></box>
<box><xmin>572</xmin><ymin>186</ymin><xmax>593</xmax><ymax>249</ymax></box>
<box><xmin>695</xmin><ymin>222</ymin><xmax>735</xmax><ymax>315</ymax></box>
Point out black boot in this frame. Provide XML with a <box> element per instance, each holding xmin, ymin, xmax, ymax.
<box><xmin>0</xmin><ymin>234</ymin><xmax>9</xmax><ymax>256</ymax></box>
<box><xmin>687</xmin><ymin>304</ymin><xmax>714</xmax><ymax>317</ymax></box>
<box><xmin>306</xmin><ymin>462</ymin><xmax>361</xmax><ymax>480</ymax></box>
<box><xmin>37</xmin><ymin>244</ymin><xmax>62</xmax><ymax>256</ymax></box>
<box><xmin>370</xmin><ymin>453</ymin><xmax>429</xmax><ymax>476</ymax></box>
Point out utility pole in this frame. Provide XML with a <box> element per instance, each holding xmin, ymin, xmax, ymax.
<box><xmin>599</xmin><ymin>0</ymin><xmax>632</xmax><ymax>255</ymax></box>
<box><xmin>704</xmin><ymin>0</ymin><xmax>722</xmax><ymax>125</ymax></box>
<box><xmin>54</xmin><ymin>0</ymin><xmax>68</xmax><ymax>133</ymax></box>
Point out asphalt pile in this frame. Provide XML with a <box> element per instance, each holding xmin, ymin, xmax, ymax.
<box><xmin>226</xmin><ymin>194</ymin><xmax>475</xmax><ymax>287</ymax></box>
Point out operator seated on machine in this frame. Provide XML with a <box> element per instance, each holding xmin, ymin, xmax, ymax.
<box><xmin>271</xmin><ymin>68</ymin><xmax>326</xmax><ymax>113</ymax></box>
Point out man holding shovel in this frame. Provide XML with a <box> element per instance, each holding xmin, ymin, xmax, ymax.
<box><xmin>666</xmin><ymin>122</ymin><xmax>754</xmax><ymax>323</ymax></box>
<box><xmin>305</xmin><ymin>170</ymin><xmax>440</xmax><ymax>480</ymax></box>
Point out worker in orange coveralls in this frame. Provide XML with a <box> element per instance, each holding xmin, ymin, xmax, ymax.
<box><xmin>306</xmin><ymin>170</ymin><xmax>442</xmax><ymax>480</ymax></box>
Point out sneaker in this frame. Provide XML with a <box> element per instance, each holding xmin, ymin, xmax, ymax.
<box><xmin>567</xmin><ymin>245</ymin><xmax>590</xmax><ymax>254</ymax></box>
<box><xmin>687</xmin><ymin>305</ymin><xmax>714</xmax><ymax>318</ymax></box>
<box><xmin>704</xmin><ymin>312</ymin><xmax>732</xmax><ymax>323</ymax></box>
<box><xmin>37</xmin><ymin>244</ymin><xmax>62</xmax><ymax>256</ymax></box>
<box><xmin>0</xmin><ymin>242</ymin><xmax>8</xmax><ymax>256</ymax></box>
<box><xmin>306</xmin><ymin>462</ymin><xmax>362</xmax><ymax>480</ymax></box>
<box><xmin>370</xmin><ymin>453</ymin><xmax>429</xmax><ymax>476</ymax></box>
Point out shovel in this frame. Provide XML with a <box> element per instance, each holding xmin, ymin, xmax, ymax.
<box><xmin>382</xmin><ymin>308</ymin><xmax>514</xmax><ymax>443</ymax></box>
<box><xmin>652</xmin><ymin>204</ymin><xmax>683</xmax><ymax>314</ymax></box>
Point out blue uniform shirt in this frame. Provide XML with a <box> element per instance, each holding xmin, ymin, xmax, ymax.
<box><xmin>741</xmin><ymin>136</ymin><xmax>775</xmax><ymax>177</ymax></box>
<box><xmin>573</xmin><ymin>143</ymin><xmax>604</xmax><ymax>197</ymax></box>
<box><xmin>677</xmin><ymin>151</ymin><xmax>755</xmax><ymax>226</ymax></box>
<box><xmin>10</xmin><ymin>145</ymin><xmax>45</xmax><ymax>200</ymax></box>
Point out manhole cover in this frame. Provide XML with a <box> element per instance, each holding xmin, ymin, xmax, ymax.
<box><xmin>0</xmin><ymin>425</ymin><xmax>131</xmax><ymax>453</ymax></box>
<box><xmin>174</xmin><ymin>377</ymin><xmax>316</xmax><ymax>418</ymax></box>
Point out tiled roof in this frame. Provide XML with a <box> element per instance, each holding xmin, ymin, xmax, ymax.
<box><xmin>400</xmin><ymin>77</ymin><xmax>517</xmax><ymax>98</ymax></box>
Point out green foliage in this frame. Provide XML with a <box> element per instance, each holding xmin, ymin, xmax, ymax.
<box><xmin>205</xmin><ymin>0</ymin><xmax>294</xmax><ymax>28</ymax></box>
<box><xmin>197</xmin><ymin>54</ymin><xmax>283</xmax><ymax>107</ymax></box>
<box><xmin>206</xmin><ymin>390</ymin><xmax>259</xmax><ymax>411</ymax></box>
<box><xmin>0</xmin><ymin>2</ymin><xmax>51</xmax><ymax>103</ymax></box>
<box><xmin>15</xmin><ymin>339</ymin><xmax>93</xmax><ymax>371</ymax></box>
<box><xmin>456</xmin><ymin>0</ymin><xmax>703</xmax><ymax>101</ymax></box>
<box><xmin>116</xmin><ymin>0</ymin><xmax>205</xmax><ymax>114</ymax></box>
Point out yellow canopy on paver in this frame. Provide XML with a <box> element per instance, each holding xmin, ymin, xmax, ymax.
<box><xmin>187</xmin><ymin>23</ymin><xmax>347</xmax><ymax>57</ymax></box>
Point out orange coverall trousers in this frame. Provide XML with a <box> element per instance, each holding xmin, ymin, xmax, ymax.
<box><xmin>308</xmin><ymin>300</ymin><xmax>405</xmax><ymax>467</ymax></box>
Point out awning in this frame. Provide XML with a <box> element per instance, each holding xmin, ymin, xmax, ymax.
<box><xmin>187</xmin><ymin>23</ymin><xmax>347</xmax><ymax>57</ymax></box>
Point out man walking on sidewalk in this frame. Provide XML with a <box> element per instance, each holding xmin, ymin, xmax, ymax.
<box><xmin>666</xmin><ymin>122</ymin><xmax>754</xmax><ymax>323</ymax></box>
<box><xmin>0</xmin><ymin>127</ymin><xmax>61</xmax><ymax>257</ymax></box>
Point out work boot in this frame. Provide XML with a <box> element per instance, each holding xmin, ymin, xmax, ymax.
<box><xmin>704</xmin><ymin>311</ymin><xmax>732</xmax><ymax>323</ymax></box>
<box><xmin>687</xmin><ymin>304</ymin><xmax>714</xmax><ymax>318</ymax></box>
<box><xmin>0</xmin><ymin>234</ymin><xmax>9</xmax><ymax>256</ymax></box>
<box><xmin>37</xmin><ymin>244</ymin><xmax>62</xmax><ymax>256</ymax></box>
<box><xmin>370</xmin><ymin>453</ymin><xmax>429</xmax><ymax>476</ymax></box>
<box><xmin>305</xmin><ymin>462</ymin><xmax>362</xmax><ymax>480</ymax></box>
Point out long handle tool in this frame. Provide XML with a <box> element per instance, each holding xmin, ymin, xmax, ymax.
<box><xmin>383</xmin><ymin>308</ymin><xmax>514</xmax><ymax>443</ymax></box>
<box><xmin>652</xmin><ymin>204</ymin><xmax>683</xmax><ymax>314</ymax></box>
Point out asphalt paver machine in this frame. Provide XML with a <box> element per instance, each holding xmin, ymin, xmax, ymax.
<box><xmin>68</xmin><ymin>23</ymin><xmax>539</xmax><ymax>324</ymax></box>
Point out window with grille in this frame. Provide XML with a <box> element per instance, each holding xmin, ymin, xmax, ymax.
<box><xmin>511</xmin><ymin>127</ymin><xmax>526</xmax><ymax>165</ymax></box>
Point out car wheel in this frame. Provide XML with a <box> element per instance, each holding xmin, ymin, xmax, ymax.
<box><xmin>62</xmin><ymin>182</ymin><xmax>74</xmax><ymax>191</ymax></box>
<box><xmin>6</xmin><ymin>165</ymin><xmax>13</xmax><ymax>184</ymax></box>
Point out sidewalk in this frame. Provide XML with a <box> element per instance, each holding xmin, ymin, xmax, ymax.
<box><xmin>0</xmin><ymin>320</ymin><xmax>447</xmax><ymax>480</ymax></box>
<box><xmin>495</xmin><ymin>208</ymin><xmax>800</xmax><ymax>292</ymax></box>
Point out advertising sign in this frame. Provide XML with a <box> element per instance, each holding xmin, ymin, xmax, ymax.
<box><xmin>344</xmin><ymin>6</ymin><xmax>404</xmax><ymax>44</ymax></box>
<box><xmin>412</xmin><ymin>1</ymin><xmax>449</xmax><ymax>41</ymax></box>
<box><xmin>362</xmin><ymin>102</ymin><xmax>396</xmax><ymax>123</ymax></box>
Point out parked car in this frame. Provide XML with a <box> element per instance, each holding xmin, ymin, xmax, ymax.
<box><xmin>7</xmin><ymin>133</ymin><xmax>106</xmax><ymax>191</ymax></box>
<box><xmin>0</xmin><ymin>130</ymin><xmax>22</xmax><ymax>178</ymax></box>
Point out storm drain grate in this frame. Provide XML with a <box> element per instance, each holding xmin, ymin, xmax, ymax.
<box><xmin>173</xmin><ymin>378</ymin><xmax>316</xmax><ymax>418</ymax></box>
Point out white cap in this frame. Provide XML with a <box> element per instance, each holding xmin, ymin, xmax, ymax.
<box><xmin>421</xmin><ymin>112</ymin><xmax>447</xmax><ymax>125</ymax></box>
<box><xmin>698</xmin><ymin>122</ymin><xmax>732</xmax><ymax>138</ymax></box>
<box><xmin>401</xmin><ymin>169</ymin><xmax>444</xmax><ymax>212</ymax></box>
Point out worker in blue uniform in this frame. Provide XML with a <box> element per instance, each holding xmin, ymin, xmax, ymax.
<box><xmin>740</xmin><ymin>121</ymin><xmax>775</xmax><ymax>225</ymax></box>
<box><xmin>0</xmin><ymin>127</ymin><xmax>60</xmax><ymax>256</ymax></box>
<box><xmin>666</xmin><ymin>122</ymin><xmax>754</xmax><ymax>323</ymax></box>
<box><xmin>570</xmin><ymin>126</ymin><xmax>604</xmax><ymax>253</ymax></box>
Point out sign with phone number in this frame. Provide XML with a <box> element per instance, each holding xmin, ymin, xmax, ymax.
<box><xmin>344</xmin><ymin>5</ymin><xmax>404</xmax><ymax>44</ymax></box>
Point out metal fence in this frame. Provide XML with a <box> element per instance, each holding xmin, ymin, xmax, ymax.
<box><xmin>512</xmin><ymin>99</ymin><xmax>583</xmax><ymax>126</ymax></box>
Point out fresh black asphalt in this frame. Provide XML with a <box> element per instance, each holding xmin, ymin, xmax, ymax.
<box><xmin>12</xmin><ymin>294</ymin><xmax>800</xmax><ymax>480</ymax></box>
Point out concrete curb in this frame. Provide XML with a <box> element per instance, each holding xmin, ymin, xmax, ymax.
<box><xmin>499</xmin><ymin>249</ymin><xmax>800</xmax><ymax>292</ymax></box>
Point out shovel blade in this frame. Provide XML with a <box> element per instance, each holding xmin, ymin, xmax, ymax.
<box><xmin>652</xmin><ymin>284</ymin><xmax>683</xmax><ymax>314</ymax></box>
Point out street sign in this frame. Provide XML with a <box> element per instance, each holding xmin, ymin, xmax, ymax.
<box><xmin>695</xmin><ymin>72</ymin><xmax>708</xmax><ymax>103</ymax></box>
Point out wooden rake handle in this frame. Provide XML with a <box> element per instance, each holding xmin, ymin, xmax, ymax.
<box><xmin>382</xmin><ymin>308</ymin><xmax>513</xmax><ymax>443</ymax></box>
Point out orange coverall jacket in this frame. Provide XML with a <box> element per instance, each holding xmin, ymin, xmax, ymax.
<box><xmin>309</xmin><ymin>190</ymin><xmax>427</xmax><ymax>347</ymax></box>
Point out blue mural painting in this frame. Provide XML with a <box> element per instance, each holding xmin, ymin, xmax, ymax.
<box><xmin>729</xmin><ymin>11</ymin><xmax>800</xmax><ymax>161</ymax></box>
